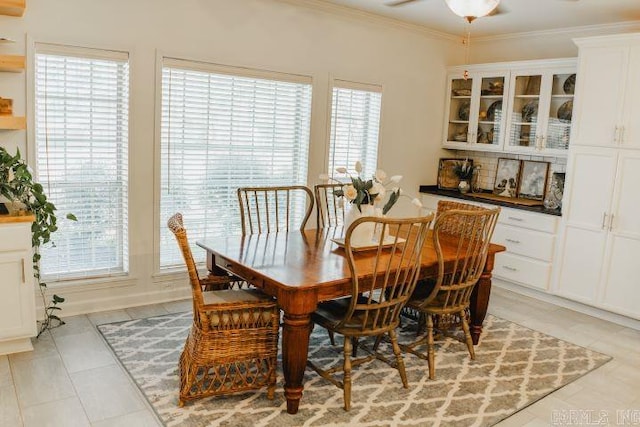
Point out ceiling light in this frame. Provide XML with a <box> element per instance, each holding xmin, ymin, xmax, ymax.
<box><xmin>445</xmin><ymin>0</ymin><xmax>500</xmax><ymax>22</ymax></box>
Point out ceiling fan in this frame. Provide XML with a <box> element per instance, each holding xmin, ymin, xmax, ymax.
<box><xmin>386</xmin><ymin>0</ymin><xmax>580</xmax><ymax>22</ymax></box>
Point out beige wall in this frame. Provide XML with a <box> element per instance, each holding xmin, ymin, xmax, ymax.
<box><xmin>0</xmin><ymin>0</ymin><xmax>457</xmax><ymax>314</ymax></box>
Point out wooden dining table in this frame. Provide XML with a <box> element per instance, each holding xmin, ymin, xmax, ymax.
<box><xmin>197</xmin><ymin>227</ymin><xmax>505</xmax><ymax>414</ymax></box>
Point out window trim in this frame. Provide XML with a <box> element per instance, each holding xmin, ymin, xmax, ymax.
<box><xmin>152</xmin><ymin>52</ymin><xmax>314</xmax><ymax>275</ymax></box>
<box><xmin>28</xmin><ymin>40</ymin><xmax>132</xmax><ymax>283</ymax></box>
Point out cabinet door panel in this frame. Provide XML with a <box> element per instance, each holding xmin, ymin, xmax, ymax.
<box><xmin>555</xmin><ymin>226</ymin><xmax>607</xmax><ymax>304</ymax></box>
<box><xmin>563</xmin><ymin>148</ymin><xmax>617</xmax><ymax>228</ymax></box>
<box><xmin>573</xmin><ymin>46</ymin><xmax>627</xmax><ymax>148</ymax></box>
<box><xmin>601</xmin><ymin>235</ymin><xmax>640</xmax><ymax>319</ymax></box>
<box><xmin>621</xmin><ymin>45</ymin><xmax>640</xmax><ymax>149</ymax></box>
<box><xmin>0</xmin><ymin>252</ymin><xmax>35</xmax><ymax>339</ymax></box>
<box><xmin>611</xmin><ymin>151</ymin><xmax>640</xmax><ymax>238</ymax></box>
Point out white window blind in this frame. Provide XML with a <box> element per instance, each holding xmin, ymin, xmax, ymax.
<box><xmin>160</xmin><ymin>59</ymin><xmax>312</xmax><ymax>268</ymax></box>
<box><xmin>35</xmin><ymin>45</ymin><xmax>129</xmax><ymax>281</ymax></box>
<box><xmin>328</xmin><ymin>81</ymin><xmax>382</xmax><ymax>179</ymax></box>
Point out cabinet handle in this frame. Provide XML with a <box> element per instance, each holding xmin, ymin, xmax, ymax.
<box><xmin>505</xmin><ymin>238</ymin><xmax>521</xmax><ymax>244</ymax></box>
<box><xmin>614</xmin><ymin>126</ymin><xmax>620</xmax><ymax>145</ymax></box>
<box><xmin>609</xmin><ymin>213</ymin><xmax>615</xmax><ymax>231</ymax></box>
<box><xmin>507</xmin><ymin>216</ymin><xmax>524</xmax><ymax>222</ymax></box>
<box><xmin>601</xmin><ymin>212</ymin><xmax>608</xmax><ymax>230</ymax></box>
<box><xmin>502</xmin><ymin>266</ymin><xmax>518</xmax><ymax>272</ymax></box>
<box><xmin>21</xmin><ymin>259</ymin><xmax>26</xmax><ymax>284</ymax></box>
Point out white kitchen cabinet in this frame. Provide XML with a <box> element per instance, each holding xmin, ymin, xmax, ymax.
<box><xmin>555</xmin><ymin>147</ymin><xmax>640</xmax><ymax>319</ymax></box>
<box><xmin>504</xmin><ymin>63</ymin><xmax>576</xmax><ymax>156</ymax></box>
<box><xmin>572</xmin><ymin>34</ymin><xmax>640</xmax><ymax>150</ymax></box>
<box><xmin>443</xmin><ymin>68</ymin><xmax>509</xmax><ymax>151</ymax></box>
<box><xmin>443</xmin><ymin>58</ymin><xmax>576</xmax><ymax>155</ymax></box>
<box><xmin>0</xmin><ymin>219</ymin><xmax>36</xmax><ymax>355</ymax></box>
<box><xmin>421</xmin><ymin>193</ymin><xmax>558</xmax><ymax>291</ymax></box>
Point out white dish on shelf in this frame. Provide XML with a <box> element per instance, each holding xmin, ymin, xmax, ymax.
<box><xmin>331</xmin><ymin>236</ymin><xmax>406</xmax><ymax>252</ymax></box>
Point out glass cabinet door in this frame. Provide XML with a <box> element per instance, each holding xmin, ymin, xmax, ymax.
<box><xmin>545</xmin><ymin>72</ymin><xmax>575</xmax><ymax>150</ymax></box>
<box><xmin>446</xmin><ymin>77</ymin><xmax>473</xmax><ymax>143</ymax></box>
<box><xmin>476</xmin><ymin>75</ymin><xmax>505</xmax><ymax>148</ymax></box>
<box><xmin>508</xmin><ymin>74</ymin><xmax>542</xmax><ymax>150</ymax></box>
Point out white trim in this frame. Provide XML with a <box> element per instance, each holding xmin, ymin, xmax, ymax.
<box><xmin>475</xmin><ymin>20</ymin><xmax>640</xmax><ymax>43</ymax></box>
<box><xmin>494</xmin><ymin>279</ymin><xmax>640</xmax><ymax>331</ymax></box>
<box><xmin>35</xmin><ymin>286</ymin><xmax>192</xmax><ymax>319</ymax></box>
<box><xmin>34</xmin><ymin>42</ymin><xmax>129</xmax><ymax>62</ymax></box>
<box><xmin>46</xmin><ymin>275</ymin><xmax>138</xmax><ymax>293</ymax></box>
<box><xmin>162</xmin><ymin>57</ymin><xmax>313</xmax><ymax>85</ymax></box>
<box><xmin>333</xmin><ymin>79</ymin><xmax>383</xmax><ymax>93</ymax></box>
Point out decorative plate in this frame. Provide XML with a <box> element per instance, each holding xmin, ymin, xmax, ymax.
<box><xmin>487</xmin><ymin>100</ymin><xmax>502</xmax><ymax>122</ymax></box>
<box><xmin>563</xmin><ymin>74</ymin><xmax>576</xmax><ymax>95</ymax></box>
<box><xmin>458</xmin><ymin>101</ymin><xmax>471</xmax><ymax>121</ymax></box>
<box><xmin>521</xmin><ymin>101</ymin><xmax>538</xmax><ymax>123</ymax></box>
<box><xmin>557</xmin><ymin>100</ymin><xmax>573</xmax><ymax>121</ymax></box>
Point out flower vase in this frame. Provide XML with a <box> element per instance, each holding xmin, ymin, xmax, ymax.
<box><xmin>458</xmin><ymin>180</ymin><xmax>470</xmax><ymax>194</ymax></box>
<box><xmin>344</xmin><ymin>203</ymin><xmax>376</xmax><ymax>247</ymax></box>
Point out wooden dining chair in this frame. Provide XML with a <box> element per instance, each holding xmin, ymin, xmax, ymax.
<box><xmin>167</xmin><ymin>213</ymin><xmax>280</xmax><ymax>406</ymax></box>
<box><xmin>237</xmin><ymin>185</ymin><xmax>314</xmax><ymax>235</ymax></box>
<box><xmin>314</xmin><ymin>183</ymin><xmax>345</xmax><ymax>228</ymax></box>
<box><xmin>307</xmin><ymin>214</ymin><xmax>435</xmax><ymax>411</ymax></box>
<box><xmin>403</xmin><ymin>206</ymin><xmax>500</xmax><ymax>380</ymax></box>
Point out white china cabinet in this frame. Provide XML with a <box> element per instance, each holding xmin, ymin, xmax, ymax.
<box><xmin>571</xmin><ymin>34</ymin><xmax>640</xmax><ymax>150</ymax></box>
<box><xmin>443</xmin><ymin>68</ymin><xmax>509</xmax><ymax>151</ymax></box>
<box><xmin>504</xmin><ymin>64</ymin><xmax>576</xmax><ymax>155</ymax></box>
<box><xmin>0</xmin><ymin>217</ymin><xmax>36</xmax><ymax>355</ymax></box>
<box><xmin>443</xmin><ymin>59</ymin><xmax>576</xmax><ymax>156</ymax></box>
<box><xmin>554</xmin><ymin>33</ymin><xmax>640</xmax><ymax>320</ymax></box>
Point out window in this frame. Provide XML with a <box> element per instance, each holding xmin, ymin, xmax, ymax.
<box><xmin>35</xmin><ymin>45</ymin><xmax>129</xmax><ymax>281</ymax></box>
<box><xmin>160</xmin><ymin>58</ymin><xmax>312</xmax><ymax>268</ymax></box>
<box><xmin>328</xmin><ymin>81</ymin><xmax>382</xmax><ymax>178</ymax></box>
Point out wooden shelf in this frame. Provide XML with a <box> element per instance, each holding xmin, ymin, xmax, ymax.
<box><xmin>0</xmin><ymin>0</ymin><xmax>25</xmax><ymax>17</ymax></box>
<box><xmin>0</xmin><ymin>55</ymin><xmax>25</xmax><ymax>72</ymax></box>
<box><xmin>0</xmin><ymin>115</ymin><xmax>25</xmax><ymax>129</ymax></box>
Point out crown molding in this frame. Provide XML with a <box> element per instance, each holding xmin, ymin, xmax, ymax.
<box><xmin>273</xmin><ymin>0</ymin><xmax>459</xmax><ymax>42</ymax></box>
<box><xmin>474</xmin><ymin>20</ymin><xmax>640</xmax><ymax>43</ymax></box>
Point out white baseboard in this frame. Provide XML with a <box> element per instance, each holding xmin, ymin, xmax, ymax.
<box><xmin>493</xmin><ymin>279</ymin><xmax>640</xmax><ymax>331</ymax></box>
<box><xmin>35</xmin><ymin>287</ymin><xmax>192</xmax><ymax>320</ymax></box>
<box><xmin>0</xmin><ymin>337</ymin><xmax>34</xmax><ymax>356</ymax></box>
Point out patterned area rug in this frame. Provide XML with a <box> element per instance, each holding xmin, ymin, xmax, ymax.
<box><xmin>97</xmin><ymin>312</ymin><xmax>610</xmax><ymax>427</ymax></box>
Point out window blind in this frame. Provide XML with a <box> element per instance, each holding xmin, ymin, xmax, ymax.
<box><xmin>328</xmin><ymin>81</ymin><xmax>382</xmax><ymax>179</ymax></box>
<box><xmin>160</xmin><ymin>59</ymin><xmax>312</xmax><ymax>268</ymax></box>
<box><xmin>35</xmin><ymin>46</ymin><xmax>129</xmax><ymax>281</ymax></box>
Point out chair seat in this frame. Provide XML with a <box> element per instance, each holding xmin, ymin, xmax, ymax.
<box><xmin>312</xmin><ymin>295</ymin><xmax>395</xmax><ymax>337</ymax></box>
<box><xmin>201</xmin><ymin>289</ymin><xmax>277</xmax><ymax>329</ymax></box>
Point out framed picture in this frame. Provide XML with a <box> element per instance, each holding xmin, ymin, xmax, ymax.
<box><xmin>518</xmin><ymin>160</ymin><xmax>550</xmax><ymax>200</ymax></box>
<box><xmin>437</xmin><ymin>158</ymin><xmax>472</xmax><ymax>190</ymax></box>
<box><xmin>493</xmin><ymin>158</ymin><xmax>521</xmax><ymax>198</ymax></box>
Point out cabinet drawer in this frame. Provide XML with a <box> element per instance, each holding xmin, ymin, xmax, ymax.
<box><xmin>498</xmin><ymin>207</ymin><xmax>558</xmax><ymax>233</ymax></box>
<box><xmin>494</xmin><ymin>253</ymin><xmax>552</xmax><ymax>290</ymax></box>
<box><xmin>493</xmin><ymin>224</ymin><xmax>556</xmax><ymax>262</ymax></box>
<box><xmin>0</xmin><ymin>224</ymin><xmax>31</xmax><ymax>252</ymax></box>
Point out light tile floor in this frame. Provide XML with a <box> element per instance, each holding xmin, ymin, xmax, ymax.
<box><xmin>1</xmin><ymin>288</ymin><xmax>638</xmax><ymax>426</ymax></box>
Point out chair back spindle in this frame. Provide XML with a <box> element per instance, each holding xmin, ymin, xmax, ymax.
<box><xmin>314</xmin><ymin>183</ymin><xmax>345</xmax><ymax>228</ymax></box>
<box><xmin>237</xmin><ymin>186</ymin><xmax>314</xmax><ymax>235</ymax></box>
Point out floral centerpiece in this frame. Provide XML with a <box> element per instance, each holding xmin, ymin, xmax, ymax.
<box><xmin>452</xmin><ymin>159</ymin><xmax>476</xmax><ymax>193</ymax></box>
<box><xmin>320</xmin><ymin>161</ymin><xmax>423</xmax><ymax>245</ymax></box>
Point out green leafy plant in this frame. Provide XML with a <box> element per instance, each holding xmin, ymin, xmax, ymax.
<box><xmin>0</xmin><ymin>147</ymin><xmax>76</xmax><ymax>337</ymax></box>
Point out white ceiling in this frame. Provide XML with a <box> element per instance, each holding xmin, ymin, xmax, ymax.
<box><xmin>319</xmin><ymin>0</ymin><xmax>640</xmax><ymax>38</ymax></box>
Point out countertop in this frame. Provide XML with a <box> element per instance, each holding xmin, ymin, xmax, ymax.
<box><xmin>0</xmin><ymin>213</ymin><xmax>36</xmax><ymax>224</ymax></box>
<box><xmin>419</xmin><ymin>185</ymin><xmax>562</xmax><ymax>217</ymax></box>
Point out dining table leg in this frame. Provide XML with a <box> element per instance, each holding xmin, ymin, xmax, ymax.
<box><xmin>281</xmin><ymin>312</ymin><xmax>313</xmax><ymax>414</ymax></box>
<box><xmin>469</xmin><ymin>252</ymin><xmax>495</xmax><ymax>345</ymax></box>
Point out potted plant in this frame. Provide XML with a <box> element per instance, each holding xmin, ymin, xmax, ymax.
<box><xmin>453</xmin><ymin>160</ymin><xmax>475</xmax><ymax>193</ymax></box>
<box><xmin>0</xmin><ymin>147</ymin><xmax>76</xmax><ymax>336</ymax></box>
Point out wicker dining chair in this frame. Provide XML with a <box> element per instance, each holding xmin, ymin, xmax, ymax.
<box><xmin>314</xmin><ymin>183</ymin><xmax>345</xmax><ymax>228</ymax></box>
<box><xmin>403</xmin><ymin>206</ymin><xmax>500</xmax><ymax>380</ymax></box>
<box><xmin>167</xmin><ymin>213</ymin><xmax>280</xmax><ymax>406</ymax></box>
<box><xmin>237</xmin><ymin>185</ymin><xmax>314</xmax><ymax>235</ymax></box>
<box><xmin>307</xmin><ymin>214</ymin><xmax>435</xmax><ymax>411</ymax></box>
<box><xmin>435</xmin><ymin>200</ymin><xmax>488</xmax><ymax>235</ymax></box>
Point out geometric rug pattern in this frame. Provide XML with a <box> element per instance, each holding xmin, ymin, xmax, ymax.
<box><xmin>97</xmin><ymin>312</ymin><xmax>610</xmax><ymax>427</ymax></box>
